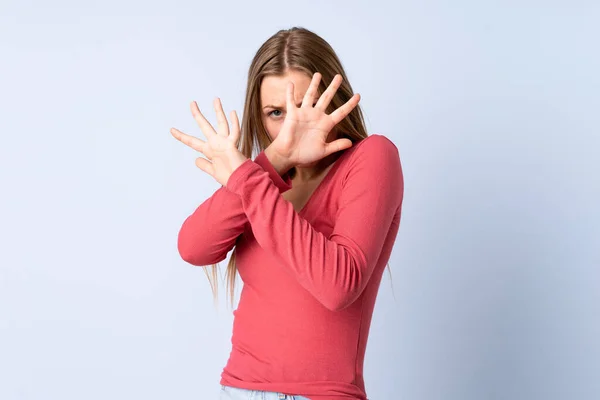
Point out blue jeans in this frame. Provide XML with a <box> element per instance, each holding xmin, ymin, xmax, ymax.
<box><xmin>219</xmin><ymin>385</ymin><xmax>311</xmax><ymax>400</ymax></box>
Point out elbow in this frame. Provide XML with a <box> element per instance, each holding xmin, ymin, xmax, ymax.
<box><xmin>178</xmin><ymin>244</ymin><xmax>225</xmax><ymax>266</ymax></box>
<box><xmin>177</xmin><ymin>238</ymin><xmax>202</xmax><ymax>265</ymax></box>
<box><xmin>177</xmin><ymin>229</ymin><xmax>197</xmax><ymax>264</ymax></box>
<box><xmin>320</xmin><ymin>290</ymin><xmax>360</xmax><ymax>312</ymax></box>
<box><xmin>318</xmin><ymin>259</ymin><xmax>367</xmax><ymax>311</ymax></box>
<box><xmin>177</xmin><ymin>232</ymin><xmax>224</xmax><ymax>266</ymax></box>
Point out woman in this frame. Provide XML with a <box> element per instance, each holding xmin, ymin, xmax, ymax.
<box><xmin>171</xmin><ymin>27</ymin><xmax>404</xmax><ymax>400</ymax></box>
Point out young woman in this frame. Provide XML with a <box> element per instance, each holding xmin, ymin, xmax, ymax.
<box><xmin>171</xmin><ymin>27</ymin><xmax>404</xmax><ymax>400</ymax></box>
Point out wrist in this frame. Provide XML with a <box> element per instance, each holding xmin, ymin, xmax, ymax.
<box><xmin>264</xmin><ymin>146</ymin><xmax>293</xmax><ymax>177</ymax></box>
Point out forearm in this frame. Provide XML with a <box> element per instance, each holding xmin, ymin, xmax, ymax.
<box><xmin>178</xmin><ymin>149</ymin><xmax>294</xmax><ymax>266</ymax></box>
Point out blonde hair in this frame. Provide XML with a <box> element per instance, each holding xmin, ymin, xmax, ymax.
<box><xmin>204</xmin><ymin>26</ymin><xmax>391</xmax><ymax>306</ymax></box>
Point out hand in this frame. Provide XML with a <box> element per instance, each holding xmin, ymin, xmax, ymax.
<box><xmin>170</xmin><ymin>98</ymin><xmax>248</xmax><ymax>187</ymax></box>
<box><xmin>270</xmin><ymin>72</ymin><xmax>360</xmax><ymax>166</ymax></box>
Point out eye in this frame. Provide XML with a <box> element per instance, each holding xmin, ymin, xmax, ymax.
<box><xmin>268</xmin><ymin>109</ymin><xmax>283</xmax><ymax>118</ymax></box>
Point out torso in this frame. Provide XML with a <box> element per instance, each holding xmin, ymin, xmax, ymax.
<box><xmin>221</xmin><ymin>135</ymin><xmax>403</xmax><ymax>400</ymax></box>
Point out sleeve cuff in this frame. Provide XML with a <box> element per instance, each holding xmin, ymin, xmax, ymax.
<box><xmin>253</xmin><ymin>151</ymin><xmax>293</xmax><ymax>192</ymax></box>
<box><xmin>225</xmin><ymin>158</ymin><xmax>256</xmax><ymax>193</ymax></box>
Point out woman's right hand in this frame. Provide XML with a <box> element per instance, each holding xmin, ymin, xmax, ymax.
<box><xmin>269</xmin><ymin>72</ymin><xmax>360</xmax><ymax>168</ymax></box>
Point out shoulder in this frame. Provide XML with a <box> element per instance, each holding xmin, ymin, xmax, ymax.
<box><xmin>343</xmin><ymin>134</ymin><xmax>402</xmax><ymax>172</ymax></box>
<box><xmin>337</xmin><ymin>134</ymin><xmax>404</xmax><ymax>206</ymax></box>
<box><xmin>356</xmin><ymin>133</ymin><xmax>399</xmax><ymax>150</ymax></box>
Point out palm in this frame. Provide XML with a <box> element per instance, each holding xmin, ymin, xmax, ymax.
<box><xmin>271</xmin><ymin>73</ymin><xmax>361</xmax><ymax>165</ymax></box>
<box><xmin>280</xmin><ymin>108</ymin><xmax>336</xmax><ymax>164</ymax></box>
<box><xmin>171</xmin><ymin>98</ymin><xmax>248</xmax><ymax>187</ymax></box>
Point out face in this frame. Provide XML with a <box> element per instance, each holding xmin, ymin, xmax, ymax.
<box><xmin>260</xmin><ymin>69</ymin><xmax>313</xmax><ymax>143</ymax></box>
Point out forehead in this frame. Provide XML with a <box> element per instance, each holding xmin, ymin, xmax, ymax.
<box><xmin>260</xmin><ymin>70</ymin><xmax>313</xmax><ymax>107</ymax></box>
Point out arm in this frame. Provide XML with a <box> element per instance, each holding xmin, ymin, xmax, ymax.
<box><xmin>177</xmin><ymin>150</ymin><xmax>293</xmax><ymax>266</ymax></box>
<box><xmin>225</xmin><ymin>135</ymin><xmax>404</xmax><ymax>311</ymax></box>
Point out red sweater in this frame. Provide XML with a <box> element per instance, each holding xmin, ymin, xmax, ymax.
<box><xmin>177</xmin><ymin>134</ymin><xmax>404</xmax><ymax>400</ymax></box>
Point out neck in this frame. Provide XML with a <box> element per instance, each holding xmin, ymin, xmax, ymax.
<box><xmin>292</xmin><ymin>151</ymin><xmax>341</xmax><ymax>182</ymax></box>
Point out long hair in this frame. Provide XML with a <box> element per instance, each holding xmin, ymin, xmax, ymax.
<box><xmin>204</xmin><ymin>26</ymin><xmax>390</xmax><ymax>306</ymax></box>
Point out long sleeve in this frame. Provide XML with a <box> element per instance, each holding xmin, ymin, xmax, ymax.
<box><xmin>225</xmin><ymin>135</ymin><xmax>404</xmax><ymax>311</ymax></box>
<box><xmin>177</xmin><ymin>151</ymin><xmax>293</xmax><ymax>266</ymax></box>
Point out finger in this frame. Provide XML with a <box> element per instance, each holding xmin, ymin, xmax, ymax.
<box><xmin>195</xmin><ymin>157</ymin><xmax>215</xmax><ymax>176</ymax></box>
<box><xmin>190</xmin><ymin>101</ymin><xmax>217</xmax><ymax>139</ymax></box>
<box><xmin>213</xmin><ymin>97</ymin><xmax>230</xmax><ymax>137</ymax></box>
<box><xmin>324</xmin><ymin>138</ymin><xmax>354</xmax><ymax>156</ymax></box>
<box><xmin>301</xmin><ymin>72</ymin><xmax>321</xmax><ymax>108</ymax></box>
<box><xmin>170</xmin><ymin>127</ymin><xmax>208</xmax><ymax>153</ymax></box>
<box><xmin>286</xmin><ymin>81</ymin><xmax>296</xmax><ymax>111</ymax></box>
<box><xmin>315</xmin><ymin>74</ymin><xmax>343</xmax><ymax>111</ymax></box>
<box><xmin>329</xmin><ymin>93</ymin><xmax>361</xmax><ymax>125</ymax></box>
<box><xmin>229</xmin><ymin>110</ymin><xmax>241</xmax><ymax>144</ymax></box>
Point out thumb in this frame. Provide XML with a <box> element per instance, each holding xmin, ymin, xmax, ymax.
<box><xmin>195</xmin><ymin>157</ymin><xmax>215</xmax><ymax>177</ymax></box>
<box><xmin>325</xmin><ymin>138</ymin><xmax>353</xmax><ymax>156</ymax></box>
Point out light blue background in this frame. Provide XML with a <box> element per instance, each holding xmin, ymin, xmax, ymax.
<box><xmin>1</xmin><ymin>1</ymin><xmax>598</xmax><ymax>399</ymax></box>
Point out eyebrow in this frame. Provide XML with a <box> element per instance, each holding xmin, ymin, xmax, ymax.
<box><xmin>263</xmin><ymin>102</ymin><xmax>303</xmax><ymax>110</ymax></box>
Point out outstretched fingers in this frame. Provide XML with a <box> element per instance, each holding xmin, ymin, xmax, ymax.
<box><xmin>315</xmin><ymin>74</ymin><xmax>343</xmax><ymax>111</ymax></box>
<box><xmin>324</xmin><ymin>137</ymin><xmax>354</xmax><ymax>157</ymax></box>
<box><xmin>329</xmin><ymin>93</ymin><xmax>361</xmax><ymax>125</ymax></box>
<box><xmin>170</xmin><ymin>127</ymin><xmax>207</xmax><ymax>153</ymax></box>
<box><xmin>301</xmin><ymin>72</ymin><xmax>321</xmax><ymax>108</ymax></box>
<box><xmin>286</xmin><ymin>81</ymin><xmax>296</xmax><ymax>112</ymax></box>
<box><xmin>213</xmin><ymin>98</ymin><xmax>230</xmax><ymax>137</ymax></box>
<box><xmin>194</xmin><ymin>156</ymin><xmax>214</xmax><ymax>177</ymax></box>
<box><xmin>229</xmin><ymin>110</ymin><xmax>241</xmax><ymax>143</ymax></box>
<box><xmin>190</xmin><ymin>101</ymin><xmax>217</xmax><ymax>139</ymax></box>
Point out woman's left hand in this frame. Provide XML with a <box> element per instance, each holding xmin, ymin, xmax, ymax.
<box><xmin>170</xmin><ymin>98</ymin><xmax>248</xmax><ymax>187</ymax></box>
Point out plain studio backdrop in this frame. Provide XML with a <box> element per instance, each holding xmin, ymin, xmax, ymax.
<box><xmin>0</xmin><ymin>1</ymin><xmax>598</xmax><ymax>399</ymax></box>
